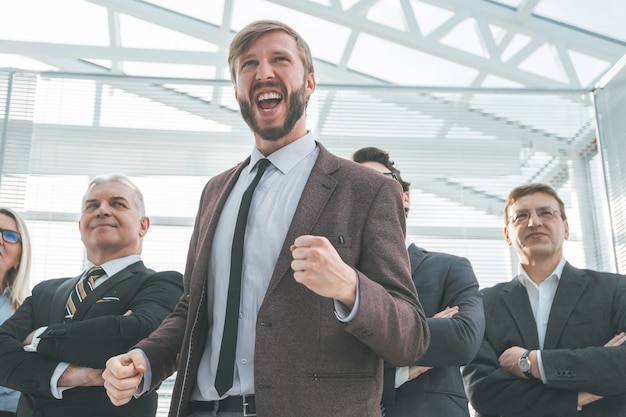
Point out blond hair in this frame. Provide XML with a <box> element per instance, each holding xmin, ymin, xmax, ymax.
<box><xmin>0</xmin><ymin>208</ymin><xmax>31</xmax><ymax>313</ymax></box>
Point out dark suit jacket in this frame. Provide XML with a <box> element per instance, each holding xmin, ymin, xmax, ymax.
<box><xmin>0</xmin><ymin>261</ymin><xmax>183</xmax><ymax>417</ymax></box>
<box><xmin>382</xmin><ymin>244</ymin><xmax>484</xmax><ymax>416</ymax></box>
<box><xmin>463</xmin><ymin>262</ymin><xmax>626</xmax><ymax>417</ymax></box>
<box><xmin>136</xmin><ymin>143</ymin><xmax>430</xmax><ymax>417</ymax></box>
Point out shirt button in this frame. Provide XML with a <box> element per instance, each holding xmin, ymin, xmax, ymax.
<box><xmin>241</xmin><ymin>358</ymin><xmax>248</xmax><ymax>365</ymax></box>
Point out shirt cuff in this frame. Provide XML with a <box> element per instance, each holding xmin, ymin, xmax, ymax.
<box><xmin>50</xmin><ymin>362</ymin><xmax>71</xmax><ymax>399</ymax></box>
<box><xmin>395</xmin><ymin>366</ymin><xmax>409</xmax><ymax>388</ymax></box>
<box><xmin>334</xmin><ymin>282</ymin><xmax>360</xmax><ymax>322</ymax></box>
<box><xmin>23</xmin><ymin>326</ymin><xmax>47</xmax><ymax>352</ymax></box>
<box><xmin>536</xmin><ymin>350</ymin><xmax>547</xmax><ymax>383</ymax></box>
<box><xmin>134</xmin><ymin>349</ymin><xmax>151</xmax><ymax>398</ymax></box>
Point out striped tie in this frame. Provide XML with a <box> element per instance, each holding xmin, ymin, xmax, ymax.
<box><xmin>65</xmin><ymin>266</ymin><xmax>104</xmax><ymax>319</ymax></box>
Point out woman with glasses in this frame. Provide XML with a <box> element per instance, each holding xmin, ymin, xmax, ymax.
<box><xmin>0</xmin><ymin>208</ymin><xmax>31</xmax><ymax>417</ymax></box>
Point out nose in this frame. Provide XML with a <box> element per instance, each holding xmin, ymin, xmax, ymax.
<box><xmin>96</xmin><ymin>202</ymin><xmax>111</xmax><ymax>217</ymax></box>
<box><xmin>527</xmin><ymin>211</ymin><xmax>542</xmax><ymax>227</ymax></box>
<box><xmin>256</xmin><ymin>60</ymin><xmax>274</xmax><ymax>81</ymax></box>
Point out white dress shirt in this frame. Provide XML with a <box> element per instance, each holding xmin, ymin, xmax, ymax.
<box><xmin>192</xmin><ymin>133</ymin><xmax>319</xmax><ymax>400</ymax></box>
<box><xmin>516</xmin><ymin>257</ymin><xmax>566</xmax><ymax>382</ymax></box>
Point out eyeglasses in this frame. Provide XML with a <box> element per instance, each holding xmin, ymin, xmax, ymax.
<box><xmin>382</xmin><ymin>172</ymin><xmax>397</xmax><ymax>180</ymax></box>
<box><xmin>508</xmin><ymin>208</ymin><xmax>560</xmax><ymax>226</ymax></box>
<box><xmin>0</xmin><ymin>228</ymin><xmax>21</xmax><ymax>244</ymax></box>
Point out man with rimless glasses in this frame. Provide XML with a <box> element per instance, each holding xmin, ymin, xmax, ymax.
<box><xmin>463</xmin><ymin>183</ymin><xmax>626</xmax><ymax>417</ymax></box>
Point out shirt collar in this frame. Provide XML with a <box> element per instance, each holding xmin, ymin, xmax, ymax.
<box><xmin>87</xmin><ymin>254</ymin><xmax>141</xmax><ymax>278</ymax></box>
<box><xmin>517</xmin><ymin>257</ymin><xmax>566</xmax><ymax>286</ymax></box>
<box><xmin>249</xmin><ymin>131</ymin><xmax>316</xmax><ymax>175</ymax></box>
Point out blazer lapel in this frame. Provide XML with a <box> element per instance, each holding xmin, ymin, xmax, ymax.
<box><xmin>50</xmin><ymin>276</ymin><xmax>81</xmax><ymax>323</ymax></box>
<box><xmin>502</xmin><ymin>279</ymin><xmax>540</xmax><ymax>348</ymax></box>
<box><xmin>266</xmin><ymin>143</ymin><xmax>338</xmax><ymax>297</ymax></box>
<box><xmin>408</xmin><ymin>244</ymin><xmax>427</xmax><ymax>281</ymax></box>
<box><xmin>71</xmin><ymin>261</ymin><xmax>146</xmax><ymax>320</ymax></box>
<box><xmin>543</xmin><ymin>263</ymin><xmax>588</xmax><ymax>349</ymax></box>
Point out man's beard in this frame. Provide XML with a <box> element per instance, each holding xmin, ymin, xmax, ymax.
<box><xmin>238</xmin><ymin>81</ymin><xmax>306</xmax><ymax>142</ymax></box>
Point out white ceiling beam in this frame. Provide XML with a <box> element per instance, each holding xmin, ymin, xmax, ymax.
<box><xmin>0</xmin><ymin>40</ymin><xmax>225</xmax><ymax>66</ymax></box>
<box><xmin>268</xmin><ymin>0</ymin><xmax>626</xmax><ymax>88</ymax></box>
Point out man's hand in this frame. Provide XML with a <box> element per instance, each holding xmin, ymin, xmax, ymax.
<box><xmin>102</xmin><ymin>350</ymin><xmax>147</xmax><ymax>406</ymax></box>
<box><xmin>405</xmin><ymin>307</ymin><xmax>457</xmax><ymax>381</ymax></box>
<box><xmin>578</xmin><ymin>392</ymin><xmax>603</xmax><ymax>409</ymax></box>
<box><xmin>23</xmin><ymin>329</ymin><xmax>37</xmax><ymax>345</ymax></box>
<box><xmin>408</xmin><ymin>365</ymin><xmax>433</xmax><ymax>380</ymax></box>
<box><xmin>58</xmin><ymin>365</ymin><xmax>104</xmax><ymax>387</ymax></box>
<box><xmin>290</xmin><ymin>235</ymin><xmax>357</xmax><ymax>308</ymax></box>
<box><xmin>498</xmin><ymin>346</ymin><xmax>529</xmax><ymax>379</ymax></box>
<box><xmin>604</xmin><ymin>332</ymin><xmax>626</xmax><ymax>347</ymax></box>
<box><xmin>433</xmin><ymin>306</ymin><xmax>459</xmax><ymax>319</ymax></box>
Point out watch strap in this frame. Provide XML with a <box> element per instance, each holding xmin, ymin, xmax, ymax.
<box><xmin>521</xmin><ymin>350</ymin><xmax>535</xmax><ymax>379</ymax></box>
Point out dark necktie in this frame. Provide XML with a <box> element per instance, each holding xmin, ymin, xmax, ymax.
<box><xmin>65</xmin><ymin>266</ymin><xmax>105</xmax><ymax>319</ymax></box>
<box><xmin>215</xmin><ymin>158</ymin><xmax>270</xmax><ymax>396</ymax></box>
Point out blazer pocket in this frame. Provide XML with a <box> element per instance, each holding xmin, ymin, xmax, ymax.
<box><xmin>96</xmin><ymin>296</ymin><xmax>121</xmax><ymax>303</ymax></box>
<box><xmin>327</xmin><ymin>235</ymin><xmax>352</xmax><ymax>249</ymax></box>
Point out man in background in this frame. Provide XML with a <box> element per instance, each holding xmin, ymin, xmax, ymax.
<box><xmin>463</xmin><ymin>182</ymin><xmax>626</xmax><ymax>416</ymax></box>
<box><xmin>0</xmin><ymin>174</ymin><xmax>183</xmax><ymax>417</ymax></box>
<box><xmin>353</xmin><ymin>146</ymin><xmax>485</xmax><ymax>417</ymax></box>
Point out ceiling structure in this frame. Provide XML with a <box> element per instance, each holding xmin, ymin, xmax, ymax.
<box><xmin>1</xmin><ymin>0</ymin><xmax>625</xmax><ymax>87</ymax></box>
<box><xmin>1</xmin><ymin>0</ymin><xmax>625</xmax><ymax>242</ymax></box>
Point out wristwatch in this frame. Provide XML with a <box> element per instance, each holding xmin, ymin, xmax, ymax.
<box><xmin>518</xmin><ymin>350</ymin><xmax>534</xmax><ymax>379</ymax></box>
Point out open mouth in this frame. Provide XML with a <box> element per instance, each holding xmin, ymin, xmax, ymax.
<box><xmin>257</xmin><ymin>91</ymin><xmax>283</xmax><ymax>110</ymax></box>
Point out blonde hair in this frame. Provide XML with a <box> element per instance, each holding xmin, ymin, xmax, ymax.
<box><xmin>0</xmin><ymin>208</ymin><xmax>31</xmax><ymax>313</ymax></box>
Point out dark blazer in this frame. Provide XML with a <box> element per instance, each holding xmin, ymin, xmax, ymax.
<box><xmin>382</xmin><ymin>244</ymin><xmax>484</xmax><ymax>416</ymax></box>
<box><xmin>0</xmin><ymin>261</ymin><xmax>183</xmax><ymax>417</ymax></box>
<box><xmin>136</xmin><ymin>143</ymin><xmax>430</xmax><ymax>417</ymax></box>
<box><xmin>463</xmin><ymin>262</ymin><xmax>626</xmax><ymax>417</ymax></box>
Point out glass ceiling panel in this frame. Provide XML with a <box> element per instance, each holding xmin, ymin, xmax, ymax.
<box><xmin>534</xmin><ymin>0</ymin><xmax>626</xmax><ymax>42</ymax></box>
<box><xmin>0</xmin><ymin>0</ymin><xmax>623</xmax><ymax>89</ymax></box>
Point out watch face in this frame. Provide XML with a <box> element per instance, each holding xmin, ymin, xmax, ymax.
<box><xmin>519</xmin><ymin>358</ymin><xmax>531</xmax><ymax>373</ymax></box>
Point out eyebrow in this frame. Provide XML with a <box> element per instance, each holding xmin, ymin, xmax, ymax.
<box><xmin>514</xmin><ymin>205</ymin><xmax>555</xmax><ymax>212</ymax></box>
<box><xmin>83</xmin><ymin>196</ymin><xmax>130</xmax><ymax>206</ymax></box>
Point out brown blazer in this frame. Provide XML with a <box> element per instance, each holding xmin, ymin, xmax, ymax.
<box><xmin>136</xmin><ymin>143</ymin><xmax>429</xmax><ymax>417</ymax></box>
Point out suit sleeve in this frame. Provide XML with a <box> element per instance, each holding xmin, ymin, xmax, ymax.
<box><xmin>135</xmin><ymin>186</ymin><xmax>209</xmax><ymax>389</ymax></box>
<box><xmin>35</xmin><ymin>270</ymin><xmax>183</xmax><ymax>369</ymax></box>
<box><xmin>343</xmin><ymin>179</ymin><xmax>429</xmax><ymax>366</ymax></box>
<box><xmin>415</xmin><ymin>256</ymin><xmax>485</xmax><ymax>367</ymax></box>
<box><xmin>0</xmin><ymin>287</ymin><xmax>61</xmax><ymax>398</ymax></box>
<box><xmin>462</xmin><ymin>287</ymin><xmax>577</xmax><ymax>417</ymax></box>
<box><xmin>541</xmin><ymin>273</ymin><xmax>626</xmax><ymax>397</ymax></box>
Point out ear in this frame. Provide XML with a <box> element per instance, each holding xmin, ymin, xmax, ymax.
<box><xmin>234</xmin><ymin>85</ymin><xmax>239</xmax><ymax>101</ymax></box>
<box><xmin>305</xmin><ymin>73</ymin><xmax>316</xmax><ymax>98</ymax></box>
<box><xmin>402</xmin><ymin>191</ymin><xmax>410</xmax><ymax>212</ymax></box>
<box><xmin>563</xmin><ymin>219</ymin><xmax>569</xmax><ymax>240</ymax></box>
<box><xmin>139</xmin><ymin>216</ymin><xmax>150</xmax><ymax>237</ymax></box>
<box><xmin>504</xmin><ymin>225</ymin><xmax>512</xmax><ymax>246</ymax></box>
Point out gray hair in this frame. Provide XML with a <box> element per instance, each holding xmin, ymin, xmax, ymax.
<box><xmin>83</xmin><ymin>174</ymin><xmax>146</xmax><ymax>219</ymax></box>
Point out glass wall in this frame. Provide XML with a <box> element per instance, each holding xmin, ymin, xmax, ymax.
<box><xmin>594</xmin><ymin>55</ymin><xmax>626</xmax><ymax>273</ymax></box>
<box><xmin>0</xmin><ymin>69</ymin><xmax>605</xmax><ymax>290</ymax></box>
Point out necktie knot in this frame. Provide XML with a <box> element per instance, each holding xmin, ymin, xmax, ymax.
<box><xmin>86</xmin><ymin>265</ymin><xmax>105</xmax><ymax>280</ymax></box>
<box><xmin>85</xmin><ymin>266</ymin><xmax>105</xmax><ymax>286</ymax></box>
<box><xmin>65</xmin><ymin>266</ymin><xmax>105</xmax><ymax>319</ymax></box>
